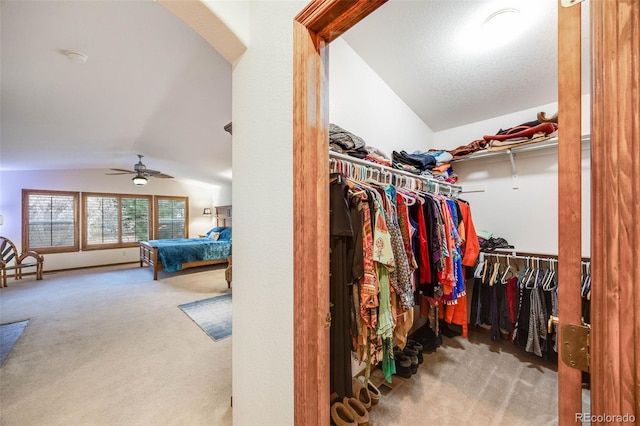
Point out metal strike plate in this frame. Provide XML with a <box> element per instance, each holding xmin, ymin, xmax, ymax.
<box><xmin>561</xmin><ymin>323</ymin><xmax>590</xmax><ymax>372</ymax></box>
<box><xmin>324</xmin><ymin>312</ymin><xmax>332</xmax><ymax>328</ymax></box>
<box><xmin>561</xmin><ymin>0</ymin><xmax>586</xmax><ymax>7</ymax></box>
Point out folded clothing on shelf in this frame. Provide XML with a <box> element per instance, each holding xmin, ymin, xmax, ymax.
<box><xmin>392</xmin><ymin>150</ymin><xmax>437</xmax><ymax>172</ymax></box>
<box><xmin>484</xmin><ymin>121</ymin><xmax>558</xmax><ymax>151</ymax></box>
<box><xmin>480</xmin><ymin>237</ymin><xmax>514</xmax><ymax>251</ymax></box>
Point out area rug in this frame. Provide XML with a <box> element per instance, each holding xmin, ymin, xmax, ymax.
<box><xmin>0</xmin><ymin>320</ymin><xmax>29</xmax><ymax>367</ymax></box>
<box><xmin>179</xmin><ymin>293</ymin><xmax>232</xmax><ymax>341</ymax></box>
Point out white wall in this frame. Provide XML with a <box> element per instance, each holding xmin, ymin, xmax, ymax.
<box><xmin>452</xmin><ymin>146</ymin><xmax>591</xmax><ymax>257</ymax></box>
<box><xmin>329</xmin><ymin>38</ymin><xmax>434</xmax><ymax>155</ymax></box>
<box><xmin>0</xmin><ymin>169</ymin><xmax>230</xmax><ymax>270</ymax></box>
<box><xmin>434</xmin><ymin>96</ymin><xmax>591</xmax><ymax>257</ymax></box>
<box><xmin>229</xmin><ymin>2</ymin><xmax>301</xmax><ymax>425</ymax></box>
<box><xmin>434</xmin><ymin>94</ymin><xmax>591</xmax><ymax>150</ymax></box>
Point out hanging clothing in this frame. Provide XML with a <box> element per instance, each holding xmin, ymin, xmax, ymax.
<box><xmin>328</xmin><ymin>156</ymin><xmax>483</xmax><ymax>383</ymax></box>
<box><xmin>329</xmin><ymin>177</ymin><xmax>355</xmax><ymax>398</ymax></box>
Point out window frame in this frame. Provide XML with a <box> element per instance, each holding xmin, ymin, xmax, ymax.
<box><xmin>153</xmin><ymin>195</ymin><xmax>189</xmax><ymax>239</ymax></box>
<box><xmin>82</xmin><ymin>192</ymin><xmax>152</xmax><ymax>251</ymax></box>
<box><xmin>22</xmin><ymin>189</ymin><xmax>80</xmax><ymax>254</ymax></box>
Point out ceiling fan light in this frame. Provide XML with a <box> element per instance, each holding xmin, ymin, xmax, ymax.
<box><xmin>132</xmin><ymin>175</ymin><xmax>148</xmax><ymax>186</ymax></box>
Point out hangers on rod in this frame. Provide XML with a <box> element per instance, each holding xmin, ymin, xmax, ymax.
<box><xmin>328</xmin><ymin>151</ymin><xmax>461</xmax><ymax>196</ymax></box>
<box><xmin>500</xmin><ymin>255</ymin><xmax>512</xmax><ymax>284</ymax></box>
<box><xmin>481</xmin><ymin>251</ymin><xmax>592</xmax><ymax>292</ymax></box>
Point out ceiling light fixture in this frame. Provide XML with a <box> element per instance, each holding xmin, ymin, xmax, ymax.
<box><xmin>480</xmin><ymin>8</ymin><xmax>522</xmax><ymax>44</ymax></box>
<box><xmin>132</xmin><ymin>174</ymin><xmax>148</xmax><ymax>186</ymax></box>
<box><xmin>64</xmin><ymin>50</ymin><xmax>88</xmax><ymax>64</ymax></box>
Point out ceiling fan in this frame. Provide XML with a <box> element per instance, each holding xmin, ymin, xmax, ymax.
<box><xmin>107</xmin><ymin>154</ymin><xmax>173</xmax><ymax>186</ymax></box>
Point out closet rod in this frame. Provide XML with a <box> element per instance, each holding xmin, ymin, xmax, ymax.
<box><xmin>482</xmin><ymin>252</ymin><xmax>591</xmax><ymax>265</ymax></box>
<box><xmin>481</xmin><ymin>249</ymin><xmax>591</xmax><ymax>263</ymax></box>
<box><xmin>329</xmin><ymin>150</ymin><xmax>462</xmax><ymax>193</ymax></box>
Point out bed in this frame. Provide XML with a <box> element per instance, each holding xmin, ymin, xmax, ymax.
<box><xmin>139</xmin><ymin>227</ymin><xmax>232</xmax><ymax>280</ymax></box>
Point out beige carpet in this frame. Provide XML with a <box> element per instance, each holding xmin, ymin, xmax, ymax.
<box><xmin>0</xmin><ymin>264</ymin><xmax>232</xmax><ymax>426</ymax></box>
<box><xmin>365</xmin><ymin>329</ymin><xmax>590</xmax><ymax>426</ymax></box>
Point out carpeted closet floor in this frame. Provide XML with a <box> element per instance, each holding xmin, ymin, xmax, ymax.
<box><xmin>0</xmin><ymin>264</ymin><xmax>232</xmax><ymax>426</ymax></box>
<box><xmin>366</xmin><ymin>328</ymin><xmax>590</xmax><ymax>426</ymax></box>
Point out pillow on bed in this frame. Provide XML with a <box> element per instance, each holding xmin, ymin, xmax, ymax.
<box><xmin>209</xmin><ymin>232</ymin><xmax>221</xmax><ymax>240</ymax></box>
<box><xmin>219</xmin><ymin>228</ymin><xmax>232</xmax><ymax>241</ymax></box>
<box><xmin>205</xmin><ymin>227</ymin><xmax>226</xmax><ymax>238</ymax></box>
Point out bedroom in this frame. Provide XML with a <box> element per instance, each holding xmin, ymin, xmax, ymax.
<box><xmin>0</xmin><ymin>2</ymin><xmax>235</xmax><ymax>422</ymax></box>
<box><xmin>2</xmin><ymin>1</ymin><xmax>638</xmax><ymax>425</ymax></box>
<box><xmin>0</xmin><ymin>0</ymin><xmax>233</xmax><ymax>274</ymax></box>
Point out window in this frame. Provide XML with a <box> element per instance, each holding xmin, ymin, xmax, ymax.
<box><xmin>154</xmin><ymin>196</ymin><xmax>188</xmax><ymax>239</ymax></box>
<box><xmin>22</xmin><ymin>189</ymin><xmax>79</xmax><ymax>253</ymax></box>
<box><xmin>83</xmin><ymin>193</ymin><xmax>151</xmax><ymax>250</ymax></box>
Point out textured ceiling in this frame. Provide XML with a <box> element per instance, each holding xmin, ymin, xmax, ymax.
<box><xmin>342</xmin><ymin>0</ymin><xmax>590</xmax><ymax>131</ymax></box>
<box><xmin>1</xmin><ymin>1</ymin><xmax>590</xmax><ymax>184</ymax></box>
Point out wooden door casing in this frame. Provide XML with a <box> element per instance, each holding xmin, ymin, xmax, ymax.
<box><xmin>590</xmin><ymin>0</ymin><xmax>640</xmax><ymax>419</ymax></box>
<box><xmin>557</xmin><ymin>1</ymin><xmax>584</xmax><ymax>423</ymax></box>
<box><xmin>293</xmin><ymin>2</ymin><xmax>387</xmax><ymax>424</ymax></box>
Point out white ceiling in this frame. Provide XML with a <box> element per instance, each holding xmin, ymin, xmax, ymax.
<box><xmin>1</xmin><ymin>0</ymin><xmax>232</xmax><ymax>186</ymax></box>
<box><xmin>342</xmin><ymin>0</ymin><xmax>590</xmax><ymax>131</ymax></box>
<box><xmin>1</xmin><ymin>1</ymin><xmax>590</xmax><ymax>184</ymax></box>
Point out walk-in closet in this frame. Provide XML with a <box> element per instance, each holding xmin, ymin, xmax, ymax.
<box><xmin>293</xmin><ymin>0</ymin><xmax>639</xmax><ymax>425</ymax></box>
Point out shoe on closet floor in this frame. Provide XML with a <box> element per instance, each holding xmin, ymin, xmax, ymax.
<box><xmin>439</xmin><ymin>319</ymin><xmax>462</xmax><ymax>337</ymax></box>
<box><xmin>351</xmin><ymin>378</ymin><xmax>372</xmax><ymax>411</ymax></box>
<box><xmin>356</xmin><ymin>376</ymin><xmax>381</xmax><ymax>406</ymax></box>
<box><xmin>343</xmin><ymin>397</ymin><xmax>369</xmax><ymax>426</ymax></box>
<box><xmin>406</xmin><ymin>340</ymin><xmax>424</xmax><ymax>363</ymax></box>
<box><xmin>402</xmin><ymin>346</ymin><xmax>419</xmax><ymax>374</ymax></box>
<box><xmin>393</xmin><ymin>351</ymin><xmax>412</xmax><ymax>379</ymax></box>
<box><xmin>414</xmin><ymin>324</ymin><xmax>441</xmax><ymax>353</ymax></box>
<box><xmin>330</xmin><ymin>401</ymin><xmax>357</xmax><ymax>426</ymax></box>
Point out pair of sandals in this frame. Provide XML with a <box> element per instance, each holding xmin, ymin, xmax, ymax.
<box><xmin>330</xmin><ymin>378</ymin><xmax>382</xmax><ymax>425</ymax></box>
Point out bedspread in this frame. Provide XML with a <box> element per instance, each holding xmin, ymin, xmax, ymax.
<box><xmin>145</xmin><ymin>238</ymin><xmax>232</xmax><ymax>272</ymax></box>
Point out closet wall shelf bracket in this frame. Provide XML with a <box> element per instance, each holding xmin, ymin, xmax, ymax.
<box><xmin>507</xmin><ymin>149</ymin><xmax>519</xmax><ymax>189</ymax></box>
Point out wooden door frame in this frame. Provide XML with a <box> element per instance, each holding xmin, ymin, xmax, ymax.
<box><xmin>590</xmin><ymin>0</ymin><xmax>640</xmax><ymax>420</ymax></box>
<box><xmin>557</xmin><ymin>1</ymin><xmax>583</xmax><ymax>423</ymax></box>
<box><xmin>293</xmin><ymin>0</ymin><xmax>639</xmax><ymax>423</ymax></box>
<box><xmin>293</xmin><ymin>2</ymin><xmax>386</xmax><ymax>424</ymax></box>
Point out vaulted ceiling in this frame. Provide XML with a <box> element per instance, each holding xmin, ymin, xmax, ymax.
<box><xmin>1</xmin><ymin>0</ymin><xmax>232</xmax><ymax>185</ymax></box>
<box><xmin>1</xmin><ymin>1</ymin><xmax>590</xmax><ymax>184</ymax></box>
<box><xmin>342</xmin><ymin>0</ymin><xmax>590</xmax><ymax>131</ymax></box>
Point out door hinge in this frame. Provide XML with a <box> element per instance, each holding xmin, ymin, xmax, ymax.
<box><xmin>324</xmin><ymin>312</ymin><xmax>332</xmax><ymax>328</ymax></box>
<box><xmin>561</xmin><ymin>323</ymin><xmax>590</xmax><ymax>372</ymax></box>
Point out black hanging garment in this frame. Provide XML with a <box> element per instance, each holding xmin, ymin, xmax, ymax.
<box><xmin>329</xmin><ymin>177</ymin><xmax>355</xmax><ymax>398</ymax></box>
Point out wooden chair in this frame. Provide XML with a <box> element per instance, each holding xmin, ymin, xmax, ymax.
<box><xmin>0</xmin><ymin>236</ymin><xmax>44</xmax><ymax>287</ymax></box>
<box><xmin>225</xmin><ymin>255</ymin><xmax>232</xmax><ymax>288</ymax></box>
